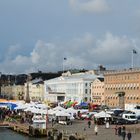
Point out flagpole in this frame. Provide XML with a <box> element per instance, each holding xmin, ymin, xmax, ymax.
<box><xmin>131</xmin><ymin>50</ymin><xmax>134</xmax><ymax>69</ymax></box>
<box><xmin>62</xmin><ymin>58</ymin><xmax>64</xmax><ymax>74</ymax></box>
<box><xmin>63</xmin><ymin>58</ymin><xmax>67</xmax><ymax>74</ymax></box>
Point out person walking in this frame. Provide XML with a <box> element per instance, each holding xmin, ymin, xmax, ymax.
<box><xmin>122</xmin><ymin>125</ymin><xmax>126</xmax><ymax>132</ymax></box>
<box><xmin>88</xmin><ymin>120</ymin><xmax>91</xmax><ymax>128</ymax></box>
<box><xmin>94</xmin><ymin>124</ymin><xmax>98</xmax><ymax>135</ymax></box>
<box><xmin>127</xmin><ymin>131</ymin><xmax>132</xmax><ymax>140</ymax></box>
<box><xmin>115</xmin><ymin>125</ymin><xmax>118</xmax><ymax>135</ymax></box>
<box><xmin>122</xmin><ymin>131</ymin><xmax>126</xmax><ymax>140</ymax></box>
<box><xmin>118</xmin><ymin>126</ymin><xmax>122</xmax><ymax>137</ymax></box>
<box><xmin>105</xmin><ymin>121</ymin><xmax>110</xmax><ymax>129</ymax></box>
<box><xmin>122</xmin><ymin>125</ymin><xmax>126</xmax><ymax>140</ymax></box>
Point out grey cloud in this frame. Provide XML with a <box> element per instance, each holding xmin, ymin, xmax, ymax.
<box><xmin>0</xmin><ymin>33</ymin><xmax>139</xmax><ymax>74</ymax></box>
<box><xmin>92</xmin><ymin>33</ymin><xmax>133</xmax><ymax>64</ymax></box>
<box><xmin>69</xmin><ymin>0</ymin><xmax>110</xmax><ymax>14</ymax></box>
<box><xmin>6</xmin><ymin>44</ymin><xmax>21</xmax><ymax>60</ymax></box>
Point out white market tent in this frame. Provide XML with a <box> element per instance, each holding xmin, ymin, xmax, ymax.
<box><xmin>14</xmin><ymin>102</ymin><xmax>48</xmax><ymax>112</ymax></box>
<box><xmin>52</xmin><ymin>106</ymin><xmax>66</xmax><ymax>111</ymax></box>
<box><xmin>66</xmin><ymin>107</ymin><xmax>77</xmax><ymax>114</ymax></box>
<box><xmin>24</xmin><ymin>106</ymin><xmax>37</xmax><ymax>112</ymax></box>
<box><xmin>14</xmin><ymin>103</ymin><xmax>31</xmax><ymax>110</ymax></box>
<box><xmin>94</xmin><ymin>111</ymin><xmax>111</xmax><ymax>118</ymax></box>
<box><xmin>55</xmin><ymin>110</ymin><xmax>70</xmax><ymax>117</ymax></box>
<box><xmin>38</xmin><ymin>109</ymin><xmax>48</xmax><ymax>114</ymax></box>
<box><xmin>35</xmin><ymin>103</ymin><xmax>48</xmax><ymax>110</ymax></box>
<box><xmin>24</xmin><ymin>106</ymin><xmax>48</xmax><ymax>114</ymax></box>
<box><xmin>48</xmin><ymin>109</ymin><xmax>56</xmax><ymax>115</ymax></box>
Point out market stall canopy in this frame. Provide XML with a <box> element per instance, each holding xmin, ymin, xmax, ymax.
<box><xmin>79</xmin><ymin>102</ymin><xmax>88</xmax><ymax>107</ymax></box>
<box><xmin>53</xmin><ymin>106</ymin><xmax>66</xmax><ymax>111</ymax></box>
<box><xmin>66</xmin><ymin>107</ymin><xmax>77</xmax><ymax>114</ymax></box>
<box><xmin>35</xmin><ymin>103</ymin><xmax>48</xmax><ymax>110</ymax></box>
<box><xmin>0</xmin><ymin>102</ymin><xmax>17</xmax><ymax>110</ymax></box>
<box><xmin>14</xmin><ymin>104</ymin><xmax>27</xmax><ymax>110</ymax></box>
<box><xmin>55</xmin><ymin>110</ymin><xmax>70</xmax><ymax>117</ymax></box>
<box><xmin>94</xmin><ymin>111</ymin><xmax>111</xmax><ymax>118</ymax></box>
<box><xmin>48</xmin><ymin>109</ymin><xmax>56</xmax><ymax>115</ymax></box>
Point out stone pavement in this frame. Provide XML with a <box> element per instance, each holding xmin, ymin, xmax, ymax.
<box><xmin>53</xmin><ymin>120</ymin><xmax>140</xmax><ymax>140</ymax></box>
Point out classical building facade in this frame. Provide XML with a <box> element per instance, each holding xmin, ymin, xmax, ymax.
<box><xmin>24</xmin><ymin>78</ymin><xmax>44</xmax><ymax>102</ymax></box>
<box><xmin>12</xmin><ymin>85</ymin><xmax>25</xmax><ymax>100</ymax></box>
<box><xmin>1</xmin><ymin>85</ymin><xmax>25</xmax><ymax>100</ymax></box>
<box><xmin>104</xmin><ymin>69</ymin><xmax>140</xmax><ymax>108</ymax></box>
<box><xmin>1</xmin><ymin>85</ymin><xmax>13</xmax><ymax>99</ymax></box>
<box><xmin>44</xmin><ymin>71</ymin><xmax>102</xmax><ymax>103</ymax></box>
<box><xmin>91</xmin><ymin>77</ymin><xmax>105</xmax><ymax>105</ymax></box>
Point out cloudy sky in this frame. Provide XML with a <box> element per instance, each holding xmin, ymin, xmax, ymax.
<box><xmin>1</xmin><ymin>0</ymin><xmax>140</xmax><ymax>74</ymax></box>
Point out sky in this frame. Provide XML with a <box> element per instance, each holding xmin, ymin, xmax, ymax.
<box><xmin>1</xmin><ymin>0</ymin><xmax>140</xmax><ymax>74</ymax></box>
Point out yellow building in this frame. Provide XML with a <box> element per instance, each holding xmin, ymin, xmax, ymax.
<box><xmin>1</xmin><ymin>84</ymin><xmax>25</xmax><ymax>100</ymax></box>
<box><xmin>91</xmin><ymin>77</ymin><xmax>105</xmax><ymax>105</ymax></box>
<box><xmin>104</xmin><ymin>69</ymin><xmax>140</xmax><ymax>108</ymax></box>
<box><xmin>1</xmin><ymin>85</ymin><xmax>13</xmax><ymax>99</ymax></box>
<box><xmin>24</xmin><ymin>79</ymin><xmax>44</xmax><ymax>102</ymax></box>
<box><xmin>12</xmin><ymin>85</ymin><xmax>25</xmax><ymax>100</ymax></box>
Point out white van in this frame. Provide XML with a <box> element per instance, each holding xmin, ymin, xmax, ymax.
<box><xmin>122</xmin><ymin>113</ymin><xmax>138</xmax><ymax>124</ymax></box>
<box><xmin>125</xmin><ymin>104</ymin><xmax>140</xmax><ymax>118</ymax></box>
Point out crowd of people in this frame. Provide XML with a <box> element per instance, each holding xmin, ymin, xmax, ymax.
<box><xmin>85</xmin><ymin>119</ymin><xmax>133</xmax><ymax>140</ymax></box>
<box><xmin>0</xmin><ymin>107</ymin><xmax>17</xmax><ymax>121</ymax></box>
<box><xmin>0</xmin><ymin>107</ymin><xmax>33</xmax><ymax>124</ymax></box>
<box><xmin>115</xmin><ymin>125</ymin><xmax>132</xmax><ymax>140</ymax></box>
<box><xmin>0</xmin><ymin>106</ymin><xmax>136</xmax><ymax>140</ymax></box>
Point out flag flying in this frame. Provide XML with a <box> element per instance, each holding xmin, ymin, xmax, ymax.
<box><xmin>133</xmin><ymin>49</ymin><xmax>137</xmax><ymax>54</ymax></box>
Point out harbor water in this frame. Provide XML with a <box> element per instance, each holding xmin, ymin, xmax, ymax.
<box><xmin>0</xmin><ymin>128</ymin><xmax>47</xmax><ymax>140</ymax></box>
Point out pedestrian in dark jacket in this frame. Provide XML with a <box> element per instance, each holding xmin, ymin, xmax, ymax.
<box><xmin>118</xmin><ymin>126</ymin><xmax>122</xmax><ymax>136</ymax></box>
<box><xmin>122</xmin><ymin>125</ymin><xmax>126</xmax><ymax>132</ymax></box>
<box><xmin>115</xmin><ymin>125</ymin><xmax>118</xmax><ymax>135</ymax></box>
<box><xmin>88</xmin><ymin>120</ymin><xmax>91</xmax><ymax>128</ymax></box>
<box><xmin>127</xmin><ymin>131</ymin><xmax>132</xmax><ymax>140</ymax></box>
<box><xmin>122</xmin><ymin>131</ymin><xmax>126</xmax><ymax>140</ymax></box>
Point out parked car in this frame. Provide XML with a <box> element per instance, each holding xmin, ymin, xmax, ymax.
<box><xmin>107</xmin><ymin>109</ymin><xmax>124</xmax><ymax>116</ymax></box>
<box><xmin>113</xmin><ymin>117</ymin><xmax>137</xmax><ymax>125</ymax></box>
<box><xmin>113</xmin><ymin>118</ymin><xmax>130</xmax><ymax>125</ymax></box>
<box><xmin>122</xmin><ymin>113</ymin><xmax>138</xmax><ymax>124</ymax></box>
<box><xmin>113</xmin><ymin>110</ymin><xmax>124</xmax><ymax>116</ymax></box>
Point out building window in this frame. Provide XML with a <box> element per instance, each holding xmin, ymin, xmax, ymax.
<box><xmin>89</xmin><ymin>89</ymin><xmax>91</xmax><ymax>94</ymax></box>
<box><xmin>84</xmin><ymin>97</ymin><xmax>88</xmax><ymax>102</ymax></box>
<box><xmin>85</xmin><ymin>89</ymin><xmax>88</xmax><ymax>94</ymax></box>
